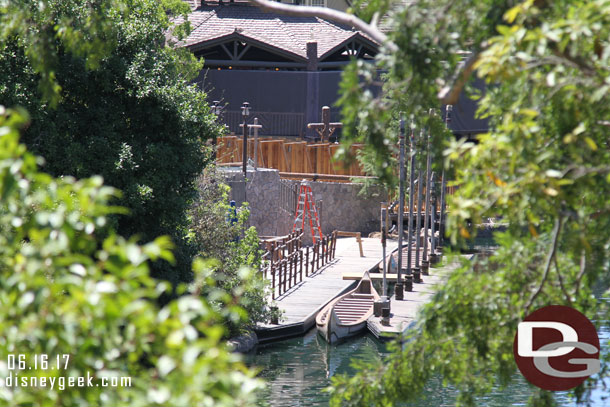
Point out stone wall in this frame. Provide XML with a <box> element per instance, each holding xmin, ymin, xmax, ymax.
<box><xmin>284</xmin><ymin>179</ymin><xmax>385</xmax><ymax>242</ymax></box>
<box><xmin>220</xmin><ymin>167</ymin><xmax>387</xmax><ymax>241</ymax></box>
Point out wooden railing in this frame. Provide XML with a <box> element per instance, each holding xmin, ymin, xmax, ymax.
<box><xmin>260</xmin><ymin>230</ymin><xmax>338</xmax><ymax>299</ymax></box>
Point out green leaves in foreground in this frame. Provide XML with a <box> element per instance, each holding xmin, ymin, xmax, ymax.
<box><xmin>330</xmin><ymin>0</ymin><xmax>610</xmax><ymax>406</ymax></box>
<box><xmin>0</xmin><ymin>107</ymin><xmax>261</xmax><ymax>406</ymax></box>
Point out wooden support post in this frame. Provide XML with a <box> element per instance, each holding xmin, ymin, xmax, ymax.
<box><xmin>307</xmin><ymin>106</ymin><xmax>343</xmax><ymax>142</ymax></box>
<box><xmin>271</xmin><ymin>262</ymin><xmax>276</xmax><ymax>300</ymax></box>
<box><xmin>288</xmin><ymin>251</ymin><xmax>293</xmax><ymax>288</ymax></box>
<box><xmin>332</xmin><ymin>231</ymin><xmax>338</xmax><ymax>259</ymax></box>
<box><xmin>321</xmin><ymin>237</ymin><xmax>326</xmax><ymax>266</ymax></box>
<box><xmin>282</xmin><ymin>258</ymin><xmax>286</xmax><ymax>295</ymax></box>
<box><xmin>277</xmin><ymin>260</ymin><xmax>282</xmax><ymax>297</ymax></box>
<box><xmin>336</xmin><ymin>231</ymin><xmax>363</xmax><ymax>257</ymax></box>
<box><xmin>251</xmin><ymin>118</ymin><xmax>262</xmax><ymax>170</ymax></box>
<box><xmin>299</xmin><ymin>249</ymin><xmax>303</xmax><ymax>282</ymax></box>
<box><xmin>305</xmin><ymin>246</ymin><xmax>310</xmax><ymax>276</ymax></box>
<box><xmin>293</xmin><ymin>252</ymin><xmax>297</xmax><ymax>285</ymax></box>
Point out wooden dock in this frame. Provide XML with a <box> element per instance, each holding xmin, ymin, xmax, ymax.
<box><xmin>255</xmin><ymin>237</ymin><xmax>398</xmax><ymax>343</ymax></box>
<box><xmin>367</xmin><ymin>255</ymin><xmax>474</xmax><ymax>339</ymax></box>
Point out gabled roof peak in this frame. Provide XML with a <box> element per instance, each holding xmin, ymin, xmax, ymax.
<box><xmin>180</xmin><ymin>2</ymin><xmax>379</xmax><ymax>62</ymax></box>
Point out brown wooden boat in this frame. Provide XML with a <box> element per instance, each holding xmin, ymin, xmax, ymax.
<box><xmin>316</xmin><ymin>271</ymin><xmax>379</xmax><ymax>343</ymax></box>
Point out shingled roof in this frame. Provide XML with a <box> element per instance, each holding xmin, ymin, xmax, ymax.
<box><xmin>178</xmin><ymin>1</ymin><xmax>378</xmax><ymax>63</ymax></box>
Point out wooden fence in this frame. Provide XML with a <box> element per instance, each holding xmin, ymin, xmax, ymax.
<box><xmin>216</xmin><ymin>136</ymin><xmax>366</xmax><ymax>179</ymax></box>
<box><xmin>260</xmin><ymin>230</ymin><xmax>338</xmax><ymax>299</ymax></box>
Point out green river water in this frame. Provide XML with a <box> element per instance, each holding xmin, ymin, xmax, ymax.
<box><xmin>248</xmin><ymin>299</ymin><xmax>609</xmax><ymax>407</ymax></box>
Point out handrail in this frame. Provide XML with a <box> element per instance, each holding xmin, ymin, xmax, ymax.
<box><xmin>260</xmin><ymin>230</ymin><xmax>338</xmax><ymax>299</ymax></box>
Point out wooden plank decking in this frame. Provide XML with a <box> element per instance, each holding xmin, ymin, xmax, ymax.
<box><xmin>367</xmin><ymin>254</ymin><xmax>474</xmax><ymax>339</ymax></box>
<box><xmin>255</xmin><ymin>237</ymin><xmax>398</xmax><ymax>343</ymax></box>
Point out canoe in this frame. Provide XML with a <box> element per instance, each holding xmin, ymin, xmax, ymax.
<box><xmin>316</xmin><ymin>271</ymin><xmax>379</xmax><ymax>343</ymax></box>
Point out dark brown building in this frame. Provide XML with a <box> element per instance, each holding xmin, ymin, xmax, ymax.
<box><xmin>178</xmin><ymin>0</ymin><xmax>379</xmax><ymax>137</ymax></box>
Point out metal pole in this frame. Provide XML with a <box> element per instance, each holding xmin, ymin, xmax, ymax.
<box><xmin>381</xmin><ymin>206</ymin><xmax>387</xmax><ymax>298</ymax></box>
<box><xmin>406</xmin><ymin>123</ymin><xmax>416</xmax><ymax>280</ymax></box>
<box><xmin>430</xmin><ymin>172</ymin><xmax>437</xmax><ymax>257</ymax></box>
<box><xmin>439</xmin><ymin>105</ymin><xmax>452</xmax><ymax>249</ymax></box>
<box><xmin>415</xmin><ymin>134</ymin><xmax>423</xmax><ymax>273</ymax></box>
<box><xmin>422</xmin><ymin>110</ymin><xmax>433</xmax><ymax>273</ymax></box>
<box><xmin>395</xmin><ymin>116</ymin><xmax>406</xmax><ymax>299</ymax></box>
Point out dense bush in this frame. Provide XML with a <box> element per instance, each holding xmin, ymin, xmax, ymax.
<box><xmin>189</xmin><ymin>168</ymin><xmax>280</xmax><ymax>334</ymax></box>
<box><xmin>0</xmin><ymin>0</ymin><xmax>222</xmax><ymax>285</ymax></box>
<box><xmin>0</xmin><ymin>107</ymin><xmax>261</xmax><ymax>406</ymax></box>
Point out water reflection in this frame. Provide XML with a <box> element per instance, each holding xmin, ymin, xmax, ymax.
<box><xmin>250</xmin><ymin>330</ymin><xmax>384</xmax><ymax>406</ymax></box>
<box><xmin>250</xmin><ymin>309</ymin><xmax>609</xmax><ymax>406</ymax></box>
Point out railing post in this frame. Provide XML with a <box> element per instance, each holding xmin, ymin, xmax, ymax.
<box><xmin>271</xmin><ymin>262</ymin><xmax>276</xmax><ymax>300</ymax></box>
<box><xmin>332</xmin><ymin>231</ymin><xmax>337</xmax><ymax>259</ymax></box>
<box><xmin>321</xmin><ymin>237</ymin><xmax>326</xmax><ymax>266</ymax></box>
<box><xmin>293</xmin><ymin>251</ymin><xmax>298</xmax><ymax>285</ymax></box>
<box><xmin>316</xmin><ymin>240</ymin><xmax>321</xmax><ymax>270</ymax></box>
<box><xmin>299</xmin><ymin>247</ymin><xmax>303</xmax><ymax>282</ymax></box>
<box><xmin>282</xmin><ymin>259</ymin><xmax>287</xmax><ymax>295</ymax></box>
<box><xmin>277</xmin><ymin>260</ymin><xmax>282</xmax><ymax>297</ymax></box>
<box><xmin>312</xmin><ymin>242</ymin><xmax>317</xmax><ymax>273</ymax></box>
<box><xmin>305</xmin><ymin>246</ymin><xmax>310</xmax><ymax>276</ymax></box>
<box><xmin>288</xmin><ymin>246</ymin><xmax>293</xmax><ymax>289</ymax></box>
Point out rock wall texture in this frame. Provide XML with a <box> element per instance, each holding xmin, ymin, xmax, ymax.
<box><xmin>220</xmin><ymin>167</ymin><xmax>387</xmax><ymax>240</ymax></box>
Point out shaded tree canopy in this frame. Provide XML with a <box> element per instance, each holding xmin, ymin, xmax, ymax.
<box><xmin>0</xmin><ymin>0</ymin><xmax>222</xmax><ymax>284</ymax></box>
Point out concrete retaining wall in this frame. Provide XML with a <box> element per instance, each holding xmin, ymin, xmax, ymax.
<box><xmin>220</xmin><ymin>167</ymin><xmax>387</xmax><ymax>240</ymax></box>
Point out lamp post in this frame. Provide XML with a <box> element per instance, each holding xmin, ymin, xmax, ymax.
<box><xmin>241</xmin><ymin>102</ymin><xmax>250</xmax><ymax>176</ymax></box>
<box><xmin>211</xmin><ymin>100</ymin><xmax>222</xmax><ymax>116</ymax></box>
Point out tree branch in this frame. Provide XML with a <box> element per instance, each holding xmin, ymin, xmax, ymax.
<box><xmin>553</xmin><ymin>256</ymin><xmax>572</xmax><ymax>306</ymax></box>
<box><xmin>247</xmin><ymin>0</ymin><xmax>395</xmax><ymax>50</ymax></box>
<box><xmin>525</xmin><ymin>216</ymin><xmax>563</xmax><ymax>312</ymax></box>
<box><xmin>575</xmin><ymin>249</ymin><xmax>586</xmax><ymax>294</ymax></box>
<box><xmin>437</xmin><ymin>51</ymin><xmax>483</xmax><ymax>105</ymax></box>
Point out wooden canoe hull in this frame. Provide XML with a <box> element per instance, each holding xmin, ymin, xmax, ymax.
<box><xmin>317</xmin><ymin>317</ymin><xmax>368</xmax><ymax>344</ymax></box>
<box><xmin>315</xmin><ymin>271</ymin><xmax>379</xmax><ymax>344</ymax></box>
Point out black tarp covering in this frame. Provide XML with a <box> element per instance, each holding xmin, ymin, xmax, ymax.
<box><xmin>442</xmin><ymin>77</ymin><xmax>489</xmax><ymax>136</ymax></box>
<box><xmin>198</xmin><ymin>69</ymin><xmax>343</xmax><ymax>137</ymax></box>
<box><xmin>198</xmin><ymin>69</ymin><xmax>489</xmax><ymax>138</ymax></box>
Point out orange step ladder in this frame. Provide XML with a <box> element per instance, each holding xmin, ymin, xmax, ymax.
<box><xmin>292</xmin><ymin>182</ymin><xmax>323</xmax><ymax>243</ymax></box>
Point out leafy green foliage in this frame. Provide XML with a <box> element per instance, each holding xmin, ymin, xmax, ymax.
<box><xmin>0</xmin><ymin>107</ymin><xmax>261</xmax><ymax>406</ymax></box>
<box><xmin>0</xmin><ymin>0</ymin><xmax>224</xmax><ymax>284</ymax></box>
<box><xmin>189</xmin><ymin>168</ymin><xmax>279</xmax><ymax>334</ymax></box>
<box><xmin>331</xmin><ymin>0</ymin><xmax>610</xmax><ymax>405</ymax></box>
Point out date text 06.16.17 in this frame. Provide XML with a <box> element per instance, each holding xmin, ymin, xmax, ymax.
<box><xmin>7</xmin><ymin>354</ymin><xmax>70</xmax><ymax>371</ymax></box>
